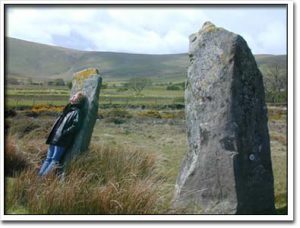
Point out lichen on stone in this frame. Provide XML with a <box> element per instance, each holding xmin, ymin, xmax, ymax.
<box><xmin>199</xmin><ymin>21</ymin><xmax>222</xmax><ymax>34</ymax></box>
<box><xmin>73</xmin><ymin>68</ymin><xmax>100</xmax><ymax>89</ymax></box>
<box><xmin>74</xmin><ymin>68</ymin><xmax>99</xmax><ymax>81</ymax></box>
<box><xmin>201</xmin><ymin>21</ymin><xmax>216</xmax><ymax>32</ymax></box>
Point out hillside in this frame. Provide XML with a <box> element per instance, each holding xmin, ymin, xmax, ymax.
<box><xmin>6</xmin><ymin>37</ymin><xmax>188</xmax><ymax>82</ymax></box>
<box><xmin>6</xmin><ymin>37</ymin><xmax>286</xmax><ymax>82</ymax></box>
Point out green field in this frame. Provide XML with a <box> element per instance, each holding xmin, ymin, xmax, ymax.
<box><xmin>5</xmin><ymin>84</ymin><xmax>184</xmax><ymax>109</ymax></box>
<box><xmin>4</xmin><ymin>96</ymin><xmax>287</xmax><ymax>215</ymax></box>
<box><xmin>4</xmin><ymin>77</ymin><xmax>287</xmax><ymax>215</ymax></box>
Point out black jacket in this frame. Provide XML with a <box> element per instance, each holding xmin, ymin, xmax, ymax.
<box><xmin>46</xmin><ymin>103</ymin><xmax>83</xmax><ymax>148</ymax></box>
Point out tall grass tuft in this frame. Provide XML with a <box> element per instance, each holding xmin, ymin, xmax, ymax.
<box><xmin>5</xmin><ymin>136</ymin><xmax>28</xmax><ymax>177</ymax></box>
<box><xmin>7</xmin><ymin>143</ymin><xmax>163</xmax><ymax>214</ymax></box>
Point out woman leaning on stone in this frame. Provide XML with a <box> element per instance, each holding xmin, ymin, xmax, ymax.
<box><xmin>38</xmin><ymin>91</ymin><xmax>85</xmax><ymax>176</ymax></box>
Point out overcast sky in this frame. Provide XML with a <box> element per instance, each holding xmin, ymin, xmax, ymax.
<box><xmin>6</xmin><ymin>5</ymin><xmax>287</xmax><ymax>54</ymax></box>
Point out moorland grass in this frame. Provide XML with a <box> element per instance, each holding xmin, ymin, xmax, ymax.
<box><xmin>4</xmin><ymin>106</ymin><xmax>287</xmax><ymax>214</ymax></box>
<box><xmin>5</xmin><ymin>142</ymin><xmax>164</xmax><ymax>215</ymax></box>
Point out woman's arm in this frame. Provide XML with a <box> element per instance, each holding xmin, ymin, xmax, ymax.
<box><xmin>62</xmin><ymin>110</ymin><xmax>82</xmax><ymax>136</ymax></box>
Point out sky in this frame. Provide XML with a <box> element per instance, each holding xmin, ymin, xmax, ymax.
<box><xmin>6</xmin><ymin>5</ymin><xmax>287</xmax><ymax>55</ymax></box>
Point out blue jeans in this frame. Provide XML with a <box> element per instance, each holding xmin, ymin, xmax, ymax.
<box><xmin>38</xmin><ymin>145</ymin><xmax>65</xmax><ymax>176</ymax></box>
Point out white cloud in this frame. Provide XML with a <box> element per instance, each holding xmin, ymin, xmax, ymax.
<box><xmin>257</xmin><ymin>21</ymin><xmax>286</xmax><ymax>54</ymax></box>
<box><xmin>6</xmin><ymin>6</ymin><xmax>287</xmax><ymax>54</ymax></box>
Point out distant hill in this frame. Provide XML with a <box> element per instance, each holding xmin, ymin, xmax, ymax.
<box><xmin>6</xmin><ymin>37</ymin><xmax>188</xmax><ymax>82</ymax></box>
<box><xmin>6</xmin><ymin>37</ymin><xmax>286</xmax><ymax>83</ymax></box>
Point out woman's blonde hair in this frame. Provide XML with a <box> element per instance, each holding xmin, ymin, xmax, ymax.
<box><xmin>75</xmin><ymin>91</ymin><xmax>85</xmax><ymax>104</ymax></box>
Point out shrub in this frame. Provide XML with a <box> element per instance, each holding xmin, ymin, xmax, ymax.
<box><xmin>172</xmin><ymin>97</ymin><xmax>184</xmax><ymax>104</ymax></box>
<box><xmin>47</xmin><ymin>78</ymin><xmax>65</xmax><ymax>86</ymax></box>
<box><xmin>5</xmin><ymin>119</ymin><xmax>11</xmax><ymax>135</ymax></box>
<box><xmin>31</xmin><ymin>104</ymin><xmax>64</xmax><ymax>116</ymax></box>
<box><xmin>103</xmin><ymin>108</ymin><xmax>132</xmax><ymax>124</ymax></box>
<box><xmin>166</xmin><ymin>85</ymin><xmax>181</xmax><ymax>90</ymax></box>
<box><xmin>105</xmin><ymin>108</ymin><xmax>132</xmax><ymax>118</ymax></box>
<box><xmin>101</xmin><ymin>83</ymin><xmax>108</xmax><ymax>89</ymax></box>
<box><xmin>265</xmin><ymin>91</ymin><xmax>287</xmax><ymax>104</ymax></box>
<box><xmin>5</xmin><ymin>109</ymin><xmax>17</xmax><ymax>118</ymax></box>
<box><xmin>159</xmin><ymin>111</ymin><xmax>185</xmax><ymax>119</ymax></box>
<box><xmin>166</xmin><ymin>82</ymin><xmax>185</xmax><ymax>91</ymax></box>
<box><xmin>117</xmin><ymin>87</ymin><xmax>129</xmax><ymax>92</ymax></box>
<box><xmin>138</xmin><ymin>110</ymin><xmax>161</xmax><ymax>119</ymax></box>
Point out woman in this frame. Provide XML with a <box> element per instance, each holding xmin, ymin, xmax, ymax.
<box><xmin>38</xmin><ymin>91</ymin><xmax>85</xmax><ymax>176</ymax></box>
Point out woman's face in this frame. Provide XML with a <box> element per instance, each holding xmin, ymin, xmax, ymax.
<box><xmin>70</xmin><ymin>93</ymin><xmax>80</xmax><ymax>104</ymax></box>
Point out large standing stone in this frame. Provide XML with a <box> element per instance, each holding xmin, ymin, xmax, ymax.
<box><xmin>174</xmin><ymin>22</ymin><xmax>275</xmax><ymax>214</ymax></box>
<box><xmin>62</xmin><ymin>68</ymin><xmax>102</xmax><ymax>164</ymax></box>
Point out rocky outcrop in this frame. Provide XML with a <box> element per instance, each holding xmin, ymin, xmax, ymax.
<box><xmin>63</xmin><ymin>68</ymin><xmax>102</xmax><ymax>164</ymax></box>
<box><xmin>174</xmin><ymin>22</ymin><xmax>275</xmax><ymax>214</ymax></box>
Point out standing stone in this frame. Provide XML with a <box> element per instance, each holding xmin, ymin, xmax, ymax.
<box><xmin>62</xmin><ymin>68</ymin><xmax>102</xmax><ymax>164</ymax></box>
<box><xmin>174</xmin><ymin>22</ymin><xmax>275</xmax><ymax>214</ymax></box>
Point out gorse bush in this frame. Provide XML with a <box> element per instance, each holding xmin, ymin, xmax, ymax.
<box><xmin>7</xmin><ymin>143</ymin><xmax>163</xmax><ymax>214</ymax></box>
<box><xmin>31</xmin><ymin>104</ymin><xmax>64</xmax><ymax>115</ymax></box>
<box><xmin>160</xmin><ymin>111</ymin><xmax>185</xmax><ymax>119</ymax></box>
<box><xmin>138</xmin><ymin>110</ymin><xmax>161</xmax><ymax>119</ymax></box>
<box><xmin>102</xmin><ymin>108</ymin><xmax>132</xmax><ymax>124</ymax></box>
<box><xmin>104</xmin><ymin>108</ymin><xmax>133</xmax><ymax>119</ymax></box>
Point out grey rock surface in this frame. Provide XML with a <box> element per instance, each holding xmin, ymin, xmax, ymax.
<box><xmin>174</xmin><ymin>22</ymin><xmax>275</xmax><ymax>214</ymax></box>
<box><xmin>63</xmin><ymin>68</ymin><xmax>102</xmax><ymax>164</ymax></box>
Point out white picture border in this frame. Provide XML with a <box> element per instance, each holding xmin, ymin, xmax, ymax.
<box><xmin>0</xmin><ymin>0</ymin><xmax>294</xmax><ymax>222</ymax></box>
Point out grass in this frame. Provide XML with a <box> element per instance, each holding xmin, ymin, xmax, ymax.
<box><xmin>5</xmin><ymin>85</ymin><xmax>184</xmax><ymax>110</ymax></box>
<box><xmin>4</xmin><ymin>136</ymin><xmax>29</xmax><ymax>177</ymax></box>
<box><xmin>4</xmin><ymin>104</ymin><xmax>287</xmax><ymax>215</ymax></box>
<box><xmin>268</xmin><ymin>106</ymin><xmax>287</xmax><ymax>213</ymax></box>
<box><xmin>5</xmin><ymin>142</ymin><xmax>165</xmax><ymax>214</ymax></box>
<box><xmin>4</xmin><ymin>110</ymin><xmax>187</xmax><ymax>215</ymax></box>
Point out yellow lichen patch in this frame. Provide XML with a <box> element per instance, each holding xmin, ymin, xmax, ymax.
<box><xmin>204</xmin><ymin>25</ymin><xmax>216</xmax><ymax>33</ymax></box>
<box><xmin>73</xmin><ymin>68</ymin><xmax>99</xmax><ymax>89</ymax></box>
<box><xmin>200</xmin><ymin>21</ymin><xmax>221</xmax><ymax>34</ymax></box>
<box><xmin>220</xmin><ymin>53</ymin><xmax>229</xmax><ymax>64</ymax></box>
<box><xmin>202</xmin><ymin>21</ymin><xmax>215</xmax><ymax>30</ymax></box>
<box><xmin>73</xmin><ymin>68</ymin><xmax>99</xmax><ymax>82</ymax></box>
